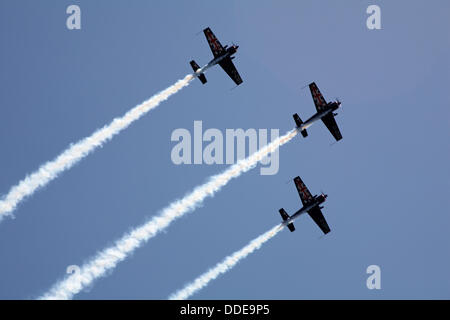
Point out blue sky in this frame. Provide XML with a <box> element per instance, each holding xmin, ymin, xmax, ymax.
<box><xmin>0</xmin><ymin>0</ymin><xmax>449</xmax><ymax>299</ymax></box>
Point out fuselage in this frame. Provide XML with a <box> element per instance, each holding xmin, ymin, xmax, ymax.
<box><xmin>198</xmin><ymin>46</ymin><xmax>238</xmax><ymax>74</ymax></box>
<box><xmin>282</xmin><ymin>194</ymin><xmax>327</xmax><ymax>227</ymax></box>
<box><xmin>298</xmin><ymin>101</ymin><xmax>340</xmax><ymax>131</ymax></box>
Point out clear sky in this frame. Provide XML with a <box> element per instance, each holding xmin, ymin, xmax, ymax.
<box><xmin>0</xmin><ymin>0</ymin><xmax>449</xmax><ymax>299</ymax></box>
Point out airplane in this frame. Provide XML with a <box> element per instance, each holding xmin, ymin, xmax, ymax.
<box><xmin>189</xmin><ymin>27</ymin><xmax>243</xmax><ymax>86</ymax></box>
<box><xmin>278</xmin><ymin>176</ymin><xmax>331</xmax><ymax>234</ymax></box>
<box><xmin>293</xmin><ymin>82</ymin><xmax>342</xmax><ymax>141</ymax></box>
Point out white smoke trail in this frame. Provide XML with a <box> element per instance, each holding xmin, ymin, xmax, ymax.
<box><xmin>0</xmin><ymin>74</ymin><xmax>194</xmax><ymax>222</ymax></box>
<box><xmin>39</xmin><ymin>129</ymin><xmax>297</xmax><ymax>300</ymax></box>
<box><xmin>169</xmin><ymin>224</ymin><xmax>284</xmax><ymax>300</ymax></box>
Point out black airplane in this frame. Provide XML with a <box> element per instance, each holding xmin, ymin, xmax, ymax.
<box><xmin>190</xmin><ymin>27</ymin><xmax>243</xmax><ymax>86</ymax></box>
<box><xmin>293</xmin><ymin>82</ymin><xmax>342</xmax><ymax>141</ymax></box>
<box><xmin>278</xmin><ymin>176</ymin><xmax>331</xmax><ymax>234</ymax></box>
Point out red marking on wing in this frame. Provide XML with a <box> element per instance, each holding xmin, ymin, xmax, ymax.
<box><xmin>296</xmin><ymin>180</ymin><xmax>311</xmax><ymax>200</ymax></box>
<box><xmin>206</xmin><ymin>30</ymin><xmax>221</xmax><ymax>54</ymax></box>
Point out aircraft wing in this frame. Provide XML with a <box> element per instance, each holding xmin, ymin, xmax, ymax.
<box><xmin>219</xmin><ymin>57</ymin><xmax>243</xmax><ymax>85</ymax></box>
<box><xmin>321</xmin><ymin>113</ymin><xmax>342</xmax><ymax>141</ymax></box>
<box><xmin>293</xmin><ymin>176</ymin><xmax>313</xmax><ymax>206</ymax></box>
<box><xmin>203</xmin><ymin>27</ymin><xmax>225</xmax><ymax>58</ymax></box>
<box><xmin>309</xmin><ymin>82</ymin><xmax>327</xmax><ymax>112</ymax></box>
<box><xmin>307</xmin><ymin>207</ymin><xmax>331</xmax><ymax>234</ymax></box>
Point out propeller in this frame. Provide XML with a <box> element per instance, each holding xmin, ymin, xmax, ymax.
<box><xmin>320</xmin><ymin>190</ymin><xmax>329</xmax><ymax>199</ymax></box>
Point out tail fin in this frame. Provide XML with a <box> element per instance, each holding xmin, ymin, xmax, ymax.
<box><xmin>279</xmin><ymin>208</ymin><xmax>295</xmax><ymax>232</ymax></box>
<box><xmin>190</xmin><ymin>60</ymin><xmax>207</xmax><ymax>84</ymax></box>
<box><xmin>293</xmin><ymin>114</ymin><xmax>308</xmax><ymax>137</ymax></box>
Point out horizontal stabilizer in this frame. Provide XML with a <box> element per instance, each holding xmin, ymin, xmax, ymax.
<box><xmin>293</xmin><ymin>113</ymin><xmax>308</xmax><ymax>137</ymax></box>
<box><xmin>190</xmin><ymin>60</ymin><xmax>207</xmax><ymax>84</ymax></box>
<box><xmin>189</xmin><ymin>60</ymin><xmax>200</xmax><ymax>72</ymax></box>
<box><xmin>279</xmin><ymin>208</ymin><xmax>295</xmax><ymax>232</ymax></box>
<box><xmin>293</xmin><ymin>113</ymin><xmax>303</xmax><ymax>127</ymax></box>
<box><xmin>197</xmin><ymin>73</ymin><xmax>207</xmax><ymax>84</ymax></box>
<box><xmin>279</xmin><ymin>208</ymin><xmax>289</xmax><ymax>221</ymax></box>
